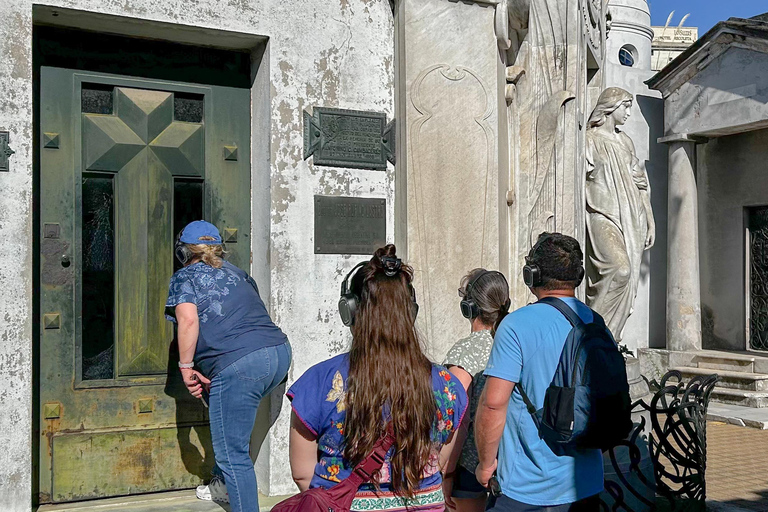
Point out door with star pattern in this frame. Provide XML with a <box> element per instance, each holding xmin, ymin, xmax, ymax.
<box><xmin>38</xmin><ymin>67</ymin><xmax>250</xmax><ymax>503</ymax></box>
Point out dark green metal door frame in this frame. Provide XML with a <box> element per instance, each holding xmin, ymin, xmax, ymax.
<box><xmin>38</xmin><ymin>67</ymin><xmax>251</xmax><ymax>503</ymax></box>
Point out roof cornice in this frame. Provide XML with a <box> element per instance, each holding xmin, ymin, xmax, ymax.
<box><xmin>646</xmin><ymin>17</ymin><xmax>768</xmax><ymax>97</ymax></box>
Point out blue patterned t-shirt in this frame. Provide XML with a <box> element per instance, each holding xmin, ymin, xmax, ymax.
<box><xmin>166</xmin><ymin>261</ymin><xmax>287</xmax><ymax>377</ymax></box>
<box><xmin>287</xmin><ymin>353</ymin><xmax>468</xmax><ymax>510</ymax></box>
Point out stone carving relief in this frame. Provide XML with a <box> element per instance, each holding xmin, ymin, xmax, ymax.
<box><xmin>500</xmin><ymin>0</ymin><xmax>611</xmax><ymax>306</ymax></box>
<box><xmin>408</xmin><ymin>64</ymin><xmax>496</xmax><ymax>346</ymax></box>
<box><xmin>585</xmin><ymin>88</ymin><xmax>656</xmax><ymax>342</ymax></box>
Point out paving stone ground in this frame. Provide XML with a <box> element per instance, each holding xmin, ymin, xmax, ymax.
<box><xmin>37</xmin><ymin>491</ymin><xmax>288</xmax><ymax>512</ymax></box>
<box><xmin>706</xmin><ymin>421</ymin><xmax>768</xmax><ymax>511</ymax></box>
<box><xmin>37</xmin><ymin>420</ymin><xmax>768</xmax><ymax>512</ymax></box>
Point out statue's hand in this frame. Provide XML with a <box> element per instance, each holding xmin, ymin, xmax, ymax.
<box><xmin>645</xmin><ymin>222</ymin><xmax>656</xmax><ymax>250</ymax></box>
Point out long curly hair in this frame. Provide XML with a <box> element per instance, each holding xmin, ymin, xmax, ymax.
<box><xmin>344</xmin><ymin>244</ymin><xmax>435</xmax><ymax>498</ymax></box>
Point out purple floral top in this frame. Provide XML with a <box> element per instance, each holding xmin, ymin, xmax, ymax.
<box><xmin>287</xmin><ymin>353</ymin><xmax>468</xmax><ymax>495</ymax></box>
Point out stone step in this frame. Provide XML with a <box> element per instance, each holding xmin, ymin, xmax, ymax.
<box><xmin>691</xmin><ymin>351</ymin><xmax>755</xmax><ymax>373</ymax></box>
<box><xmin>670</xmin><ymin>366</ymin><xmax>768</xmax><ymax>392</ymax></box>
<box><xmin>710</xmin><ymin>387</ymin><xmax>768</xmax><ymax>408</ymax></box>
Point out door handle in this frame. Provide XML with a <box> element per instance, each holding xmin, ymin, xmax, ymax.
<box><xmin>61</xmin><ymin>254</ymin><xmax>71</xmax><ymax>268</ymax></box>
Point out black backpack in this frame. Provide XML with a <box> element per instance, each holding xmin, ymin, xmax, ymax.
<box><xmin>516</xmin><ymin>297</ymin><xmax>632</xmax><ymax>454</ymax></box>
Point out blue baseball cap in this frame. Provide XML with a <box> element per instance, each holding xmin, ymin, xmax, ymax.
<box><xmin>179</xmin><ymin>220</ymin><xmax>222</xmax><ymax>245</ymax></box>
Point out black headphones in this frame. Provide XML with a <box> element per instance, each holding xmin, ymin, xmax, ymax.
<box><xmin>338</xmin><ymin>258</ymin><xmax>419</xmax><ymax>327</ymax></box>
<box><xmin>460</xmin><ymin>270</ymin><xmax>511</xmax><ymax>319</ymax></box>
<box><xmin>174</xmin><ymin>231</ymin><xmax>194</xmax><ymax>265</ymax></box>
<box><xmin>523</xmin><ymin>234</ymin><xmax>585</xmax><ymax>288</ymax></box>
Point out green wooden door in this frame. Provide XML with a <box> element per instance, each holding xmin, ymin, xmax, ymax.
<box><xmin>38</xmin><ymin>67</ymin><xmax>251</xmax><ymax>503</ymax></box>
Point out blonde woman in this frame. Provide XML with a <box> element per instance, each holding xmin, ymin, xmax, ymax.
<box><xmin>165</xmin><ymin>220</ymin><xmax>292</xmax><ymax>512</ymax></box>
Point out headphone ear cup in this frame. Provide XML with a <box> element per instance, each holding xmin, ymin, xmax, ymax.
<box><xmin>460</xmin><ymin>299</ymin><xmax>472</xmax><ymax>319</ymax></box>
<box><xmin>410</xmin><ymin>285</ymin><xmax>419</xmax><ymax>322</ymax></box>
<box><xmin>338</xmin><ymin>294</ymin><xmax>358</xmax><ymax>327</ymax></box>
<box><xmin>523</xmin><ymin>263</ymin><xmax>542</xmax><ymax>288</ymax></box>
<box><xmin>460</xmin><ymin>299</ymin><xmax>480</xmax><ymax>319</ymax></box>
<box><xmin>175</xmin><ymin>244</ymin><xmax>192</xmax><ymax>265</ymax></box>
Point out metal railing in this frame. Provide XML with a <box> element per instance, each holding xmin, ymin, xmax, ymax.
<box><xmin>601</xmin><ymin>370</ymin><xmax>719</xmax><ymax>512</ymax></box>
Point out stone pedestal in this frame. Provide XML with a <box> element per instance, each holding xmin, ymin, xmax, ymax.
<box><xmin>601</xmin><ymin>357</ymin><xmax>656</xmax><ymax>511</ymax></box>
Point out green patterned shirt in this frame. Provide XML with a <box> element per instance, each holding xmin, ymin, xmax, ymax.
<box><xmin>443</xmin><ymin>329</ymin><xmax>494</xmax><ymax>472</ymax></box>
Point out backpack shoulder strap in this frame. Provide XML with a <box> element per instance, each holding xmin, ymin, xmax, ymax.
<box><xmin>537</xmin><ymin>297</ymin><xmax>584</xmax><ymax>327</ymax></box>
<box><xmin>340</xmin><ymin>424</ymin><xmax>397</xmax><ymax>490</ymax></box>
<box><xmin>515</xmin><ymin>383</ymin><xmax>537</xmax><ymax>416</ymax></box>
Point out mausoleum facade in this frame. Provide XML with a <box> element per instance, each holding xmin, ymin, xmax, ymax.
<box><xmin>3</xmin><ymin>0</ymin><xmax>768</xmax><ymax>511</ymax></box>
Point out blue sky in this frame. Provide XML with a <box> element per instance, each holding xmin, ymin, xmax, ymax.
<box><xmin>649</xmin><ymin>0</ymin><xmax>767</xmax><ymax>35</ymax></box>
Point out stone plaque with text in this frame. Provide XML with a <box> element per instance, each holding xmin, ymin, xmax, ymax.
<box><xmin>314</xmin><ymin>196</ymin><xmax>387</xmax><ymax>254</ymax></box>
<box><xmin>304</xmin><ymin>107</ymin><xmax>395</xmax><ymax>170</ymax></box>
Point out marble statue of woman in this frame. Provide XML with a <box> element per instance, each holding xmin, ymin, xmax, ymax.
<box><xmin>585</xmin><ymin>87</ymin><xmax>655</xmax><ymax>342</ymax></box>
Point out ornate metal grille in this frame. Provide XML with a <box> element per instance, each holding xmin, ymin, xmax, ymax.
<box><xmin>600</xmin><ymin>371</ymin><xmax>718</xmax><ymax>512</ymax></box>
<box><xmin>749</xmin><ymin>207</ymin><xmax>768</xmax><ymax>351</ymax></box>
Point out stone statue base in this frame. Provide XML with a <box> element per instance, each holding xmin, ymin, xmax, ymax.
<box><xmin>601</xmin><ymin>357</ymin><xmax>656</xmax><ymax>511</ymax></box>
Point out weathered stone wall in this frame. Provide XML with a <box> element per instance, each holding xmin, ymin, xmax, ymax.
<box><xmin>0</xmin><ymin>0</ymin><xmax>394</xmax><ymax>509</ymax></box>
<box><xmin>0</xmin><ymin>2</ymin><xmax>34</xmax><ymax>510</ymax></box>
<box><xmin>698</xmin><ymin>128</ymin><xmax>768</xmax><ymax>351</ymax></box>
<box><xmin>662</xmin><ymin>46</ymin><xmax>768</xmax><ymax>138</ymax></box>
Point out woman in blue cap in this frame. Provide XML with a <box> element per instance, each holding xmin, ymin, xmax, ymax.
<box><xmin>165</xmin><ymin>220</ymin><xmax>292</xmax><ymax>512</ymax></box>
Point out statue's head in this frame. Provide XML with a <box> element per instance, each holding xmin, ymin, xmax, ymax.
<box><xmin>588</xmin><ymin>87</ymin><xmax>633</xmax><ymax>129</ymax></box>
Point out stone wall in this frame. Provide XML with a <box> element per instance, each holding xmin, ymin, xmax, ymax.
<box><xmin>396</xmin><ymin>0</ymin><xmax>503</xmax><ymax>360</ymax></box>
<box><xmin>0</xmin><ymin>0</ymin><xmax>394</xmax><ymax>509</ymax></box>
<box><xmin>0</xmin><ymin>2</ymin><xmax>34</xmax><ymax>510</ymax></box>
<box><xmin>698</xmin><ymin>128</ymin><xmax>768</xmax><ymax>351</ymax></box>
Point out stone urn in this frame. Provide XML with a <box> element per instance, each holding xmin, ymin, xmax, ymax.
<box><xmin>600</xmin><ymin>357</ymin><xmax>656</xmax><ymax>511</ymax></box>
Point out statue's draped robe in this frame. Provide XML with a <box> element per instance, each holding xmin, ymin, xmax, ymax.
<box><xmin>525</xmin><ymin>0</ymin><xmax>572</xmax><ymax>240</ymax></box>
<box><xmin>585</xmin><ymin>130</ymin><xmax>648</xmax><ymax>341</ymax></box>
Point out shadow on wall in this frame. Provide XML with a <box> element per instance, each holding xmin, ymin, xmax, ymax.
<box><xmin>165</xmin><ymin>339</ymin><xmax>216</xmax><ymax>481</ymax></box>
<box><xmin>163</xmin><ymin>337</ymin><xmax>285</xmax><ymax>485</ymax></box>
<box><xmin>702</xmin><ymin>305</ymin><xmax>733</xmax><ymax>351</ymax></box>
<box><xmin>637</xmin><ymin>94</ymin><xmax>668</xmax><ymax>349</ymax></box>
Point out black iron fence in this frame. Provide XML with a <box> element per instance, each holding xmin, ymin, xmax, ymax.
<box><xmin>601</xmin><ymin>370</ymin><xmax>719</xmax><ymax>512</ymax></box>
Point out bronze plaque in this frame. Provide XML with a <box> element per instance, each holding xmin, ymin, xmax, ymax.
<box><xmin>304</xmin><ymin>107</ymin><xmax>394</xmax><ymax>170</ymax></box>
<box><xmin>315</xmin><ymin>196</ymin><xmax>387</xmax><ymax>254</ymax></box>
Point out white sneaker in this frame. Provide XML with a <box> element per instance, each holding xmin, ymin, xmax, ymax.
<box><xmin>196</xmin><ymin>475</ymin><xmax>229</xmax><ymax>503</ymax></box>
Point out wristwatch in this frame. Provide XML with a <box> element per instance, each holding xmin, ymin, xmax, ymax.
<box><xmin>178</xmin><ymin>361</ymin><xmax>194</xmax><ymax>369</ymax></box>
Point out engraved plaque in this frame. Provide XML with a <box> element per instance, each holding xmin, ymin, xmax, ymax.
<box><xmin>0</xmin><ymin>131</ymin><xmax>14</xmax><ymax>172</ymax></box>
<box><xmin>315</xmin><ymin>196</ymin><xmax>386</xmax><ymax>254</ymax></box>
<box><xmin>304</xmin><ymin>107</ymin><xmax>395</xmax><ymax>170</ymax></box>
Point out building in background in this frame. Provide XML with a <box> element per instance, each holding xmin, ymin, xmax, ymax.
<box><xmin>652</xmin><ymin>19</ymin><xmax>698</xmax><ymax>71</ymax></box>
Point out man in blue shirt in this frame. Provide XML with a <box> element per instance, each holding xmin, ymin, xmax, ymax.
<box><xmin>475</xmin><ymin>233</ymin><xmax>603</xmax><ymax>511</ymax></box>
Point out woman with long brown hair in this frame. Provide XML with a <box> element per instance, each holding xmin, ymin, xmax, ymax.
<box><xmin>287</xmin><ymin>245</ymin><xmax>467</xmax><ymax>511</ymax></box>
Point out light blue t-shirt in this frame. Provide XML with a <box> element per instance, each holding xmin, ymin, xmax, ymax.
<box><xmin>484</xmin><ymin>297</ymin><xmax>604</xmax><ymax>506</ymax></box>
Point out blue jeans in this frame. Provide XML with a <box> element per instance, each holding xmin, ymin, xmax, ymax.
<box><xmin>209</xmin><ymin>342</ymin><xmax>292</xmax><ymax>512</ymax></box>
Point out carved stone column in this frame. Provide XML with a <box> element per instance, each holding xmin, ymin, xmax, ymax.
<box><xmin>394</xmin><ymin>0</ymin><xmax>504</xmax><ymax>359</ymax></box>
<box><xmin>660</xmin><ymin>135</ymin><xmax>706</xmax><ymax>352</ymax></box>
